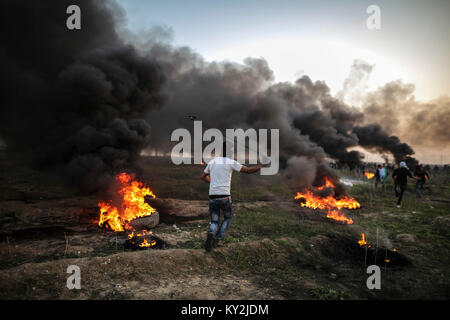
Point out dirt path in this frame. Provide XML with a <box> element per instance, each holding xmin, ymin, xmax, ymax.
<box><xmin>0</xmin><ymin>239</ymin><xmax>311</xmax><ymax>299</ymax></box>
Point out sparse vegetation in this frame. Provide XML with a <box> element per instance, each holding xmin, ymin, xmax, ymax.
<box><xmin>0</xmin><ymin>153</ymin><xmax>449</xmax><ymax>299</ymax></box>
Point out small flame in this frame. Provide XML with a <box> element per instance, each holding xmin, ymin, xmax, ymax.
<box><xmin>294</xmin><ymin>177</ymin><xmax>359</xmax><ymax>224</ymax></box>
<box><xmin>358</xmin><ymin>233</ymin><xmax>367</xmax><ymax>246</ymax></box>
<box><xmin>385</xmin><ymin>259</ymin><xmax>390</xmax><ymax>263</ymax></box>
<box><xmin>201</xmin><ymin>161</ymin><xmax>205</xmax><ymax>166</ymax></box>
<box><xmin>393</xmin><ymin>248</ymin><xmax>397</xmax><ymax>252</ymax></box>
<box><xmin>364</xmin><ymin>172</ymin><xmax>375</xmax><ymax>179</ymax></box>
<box><xmin>128</xmin><ymin>230</ymin><xmax>157</xmax><ymax>248</ymax></box>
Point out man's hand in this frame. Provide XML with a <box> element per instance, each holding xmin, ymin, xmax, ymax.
<box><xmin>200</xmin><ymin>172</ymin><xmax>210</xmax><ymax>183</ymax></box>
<box><xmin>240</xmin><ymin>164</ymin><xmax>263</xmax><ymax>174</ymax></box>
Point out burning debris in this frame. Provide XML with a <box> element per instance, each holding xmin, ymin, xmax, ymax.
<box><xmin>358</xmin><ymin>233</ymin><xmax>367</xmax><ymax>246</ymax></box>
<box><xmin>356</xmin><ymin>233</ymin><xmax>411</xmax><ymax>268</ymax></box>
<box><xmin>294</xmin><ymin>177</ymin><xmax>360</xmax><ymax>224</ymax></box>
<box><xmin>98</xmin><ymin>173</ymin><xmax>160</xmax><ymax>249</ymax></box>
<box><xmin>125</xmin><ymin>230</ymin><xmax>165</xmax><ymax>250</ymax></box>
<box><xmin>128</xmin><ymin>230</ymin><xmax>156</xmax><ymax>247</ymax></box>
<box><xmin>98</xmin><ymin>173</ymin><xmax>156</xmax><ymax>231</ymax></box>
<box><xmin>364</xmin><ymin>172</ymin><xmax>375</xmax><ymax>179</ymax></box>
<box><xmin>316</xmin><ymin>233</ymin><xmax>411</xmax><ymax>270</ymax></box>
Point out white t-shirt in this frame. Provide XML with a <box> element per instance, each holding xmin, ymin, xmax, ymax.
<box><xmin>204</xmin><ymin>157</ymin><xmax>243</xmax><ymax>195</ymax></box>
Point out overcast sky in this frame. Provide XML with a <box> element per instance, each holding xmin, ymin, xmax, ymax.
<box><xmin>117</xmin><ymin>0</ymin><xmax>449</xmax><ymax>102</ymax></box>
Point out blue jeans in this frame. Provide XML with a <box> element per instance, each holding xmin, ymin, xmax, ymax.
<box><xmin>208</xmin><ymin>196</ymin><xmax>233</xmax><ymax>240</ymax></box>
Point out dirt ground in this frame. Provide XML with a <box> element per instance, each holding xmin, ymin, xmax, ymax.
<box><xmin>0</xmin><ymin>152</ymin><xmax>449</xmax><ymax>299</ymax></box>
<box><xmin>0</xmin><ymin>194</ymin><xmax>305</xmax><ymax>299</ymax></box>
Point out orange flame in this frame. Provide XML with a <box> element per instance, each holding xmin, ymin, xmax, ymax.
<box><xmin>98</xmin><ymin>173</ymin><xmax>156</xmax><ymax>232</ymax></box>
<box><xmin>294</xmin><ymin>177</ymin><xmax>359</xmax><ymax>224</ymax></box>
<box><xmin>364</xmin><ymin>172</ymin><xmax>375</xmax><ymax>179</ymax></box>
<box><xmin>128</xmin><ymin>230</ymin><xmax>157</xmax><ymax>248</ymax></box>
<box><xmin>358</xmin><ymin>233</ymin><xmax>367</xmax><ymax>246</ymax></box>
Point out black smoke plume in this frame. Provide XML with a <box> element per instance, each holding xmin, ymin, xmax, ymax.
<box><xmin>0</xmin><ymin>0</ymin><xmax>165</xmax><ymax>193</ymax></box>
<box><xmin>353</xmin><ymin>124</ymin><xmax>417</xmax><ymax>167</ymax></box>
<box><xmin>0</xmin><ymin>1</ymin><xmax>421</xmax><ymax>197</ymax></box>
<box><xmin>138</xmin><ymin>36</ymin><xmax>417</xmax><ymax>192</ymax></box>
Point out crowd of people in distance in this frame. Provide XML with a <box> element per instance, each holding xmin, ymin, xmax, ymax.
<box><xmin>329</xmin><ymin>161</ymin><xmax>448</xmax><ymax>208</ymax></box>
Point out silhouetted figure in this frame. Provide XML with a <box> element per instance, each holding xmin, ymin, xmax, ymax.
<box><xmin>375</xmin><ymin>164</ymin><xmax>388</xmax><ymax>191</ymax></box>
<box><xmin>414</xmin><ymin>164</ymin><xmax>431</xmax><ymax>198</ymax></box>
<box><xmin>392</xmin><ymin>162</ymin><xmax>416</xmax><ymax>207</ymax></box>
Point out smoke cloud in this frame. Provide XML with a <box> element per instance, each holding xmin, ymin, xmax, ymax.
<box><xmin>362</xmin><ymin>80</ymin><xmax>450</xmax><ymax>149</ymax></box>
<box><xmin>353</xmin><ymin>124</ymin><xmax>416</xmax><ymax>165</ymax></box>
<box><xmin>338</xmin><ymin>60</ymin><xmax>450</xmax><ymax>159</ymax></box>
<box><xmin>0</xmin><ymin>0</ymin><xmax>165</xmax><ymax>193</ymax></box>
<box><xmin>0</xmin><ymin>1</ymin><xmax>431</xmax><ymax>197</ymax></box>
<box><xmin>337</xmin><ymin>59</ymin><xmax>374</xmax><ymax>106</ymax></box>
<box><xmin>138</xmin><ymin>35</ymin><xmax>418</xmax><ymax>191</ymax></box>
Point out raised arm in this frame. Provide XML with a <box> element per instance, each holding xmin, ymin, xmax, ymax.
<box><xmin>200</xmin><ymin>172</ymin><xmax>210</xmax><ymax>183</ymax></box>
<box><xmin>408</xmin><ymin>170</ymin><xmax>419</xmax><ymax>180</ymax></box>
<box><xmin>240</xmin><ymin>164</ymin><xmax>263</xmax><ymax>174</ymax></box>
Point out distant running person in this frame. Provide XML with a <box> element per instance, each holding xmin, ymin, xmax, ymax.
<box><xmin>374</xmin><ymin>164</ymin><xmax>388</xmax><ymax>191</ymax></box>
<box><xmin>200</xmin><ymin>141</ymin><xmax>263</xmax><ymax>252</ymax></box>
<box><xmin>414</xmin><ymin>164</ymin><xmax>431</xmax><ymax>198</ymax></box>
<box><xmin>392</xmin><ymin>161</ymin><xmax>417</xmax><ymax>208</ymax></box>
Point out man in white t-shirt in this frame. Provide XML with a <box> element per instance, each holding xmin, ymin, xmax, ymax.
<box><xmin>200</xmin><ymin>141</ymin><xmax>263</xmax><ymax>252</ymax></box>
